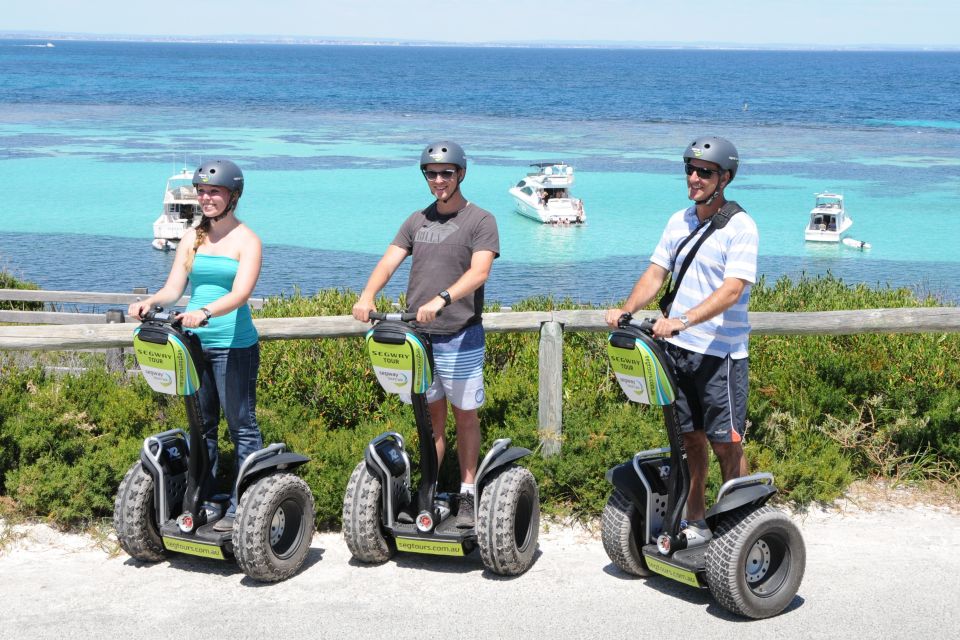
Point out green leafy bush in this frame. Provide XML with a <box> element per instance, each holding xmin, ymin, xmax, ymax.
<box><xmin>0</xmin><ymin>275</ymin><xmax>956</xmax><ymax>529</ymax></box>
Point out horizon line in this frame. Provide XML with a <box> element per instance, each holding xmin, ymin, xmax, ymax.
<box><xmin>1</xmin><ymin>31</ymin><xmax>958</xmax><ymax>52</ymax></box>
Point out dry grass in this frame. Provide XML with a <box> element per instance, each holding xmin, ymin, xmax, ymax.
<box><xmin>841</xmin><ymin>478</ymin><xmax>960</xmax><ymax>513</ymax></box>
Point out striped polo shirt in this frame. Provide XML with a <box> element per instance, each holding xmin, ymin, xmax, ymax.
<box><xmin>650</xmin><ymin>205</ymin><xmax>759</xmax><ymax>359</ymax></box>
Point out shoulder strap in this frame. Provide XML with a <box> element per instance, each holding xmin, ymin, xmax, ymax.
<box><xmin>657</xmin><ymin>202</ymin><xmax>744</xmax><ymax>316</ymax></box>
<box><xmin>710</xmin><ymin>200</ymin><xmax>745</xmax><ymax>230</ymax></box>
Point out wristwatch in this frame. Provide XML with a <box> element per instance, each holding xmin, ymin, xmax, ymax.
<box><xmin>679</xmin><ymin>314</ymin><xmax>690</xmax><ymax>330</ymax></box>
<box><xmin>200</xmin><ymin>307</ymin><xmax>213</xmax><ymax>321</ymax></box>
<box><xmin>438</xmin><ymin>290</ymin><xmax>452</xmax><ymax>307</ymax></box>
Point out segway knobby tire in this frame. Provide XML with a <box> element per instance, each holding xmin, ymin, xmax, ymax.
<box><xmin>601</xmin><ymin>488</ymin><xmax>652</xmax><ymax>577</ymax></box>
<box><xmin>233</xmin><ymin>472</ymin><xmax>315</xmax><ymax>582</ymax></box>
<box><xmin>705</xmin><ymin>504</ymin><xmax>806</xmax><ymax>619</ymax></box>
<box><xmin>113</xmin><ymin>462</ymin><xmax>167</xmax><ymax>562</ymax></box>
<box><xmin>477</xmin><ymin>464</ymin><xmax>540</xmax><ymax>576</ymax></box>
<box><xmin>342</xmin><ymin>461</ymin><xmax>396</xmax><ymax>564</ymax></box>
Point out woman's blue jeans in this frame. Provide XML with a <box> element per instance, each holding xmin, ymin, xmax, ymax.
<box><xmin>197</xmin><ymin>342</ymin><xmax>263</xmax><ymax>514</ymax></box>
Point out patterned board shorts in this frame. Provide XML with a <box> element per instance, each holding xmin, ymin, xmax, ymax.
<box><xmin>400</xmin><ymin>323</ymin><xmax>486</xmax><ymax>410</ymax></box>
<box><xmin>665</xmin><ymin>343</ymin><xmax>748</xmax><ymax>444</ymax></box>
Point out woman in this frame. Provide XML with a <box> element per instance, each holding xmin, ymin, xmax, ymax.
<box><xmin>129</xmin><ymin>159</ymin><xmax>263</xmax><ymax>532</ymax></box>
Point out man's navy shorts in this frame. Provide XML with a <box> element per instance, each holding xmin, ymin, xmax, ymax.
<box><xmin>665</xmin><ymin>343</ymin><xmax>748</xmax><ymax>444</ymax></box>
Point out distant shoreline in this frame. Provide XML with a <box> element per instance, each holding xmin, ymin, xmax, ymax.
<box><xmin>1</xmin><ymin>32</ymin><xmax>958</xmax><ymax>52</ymax></box>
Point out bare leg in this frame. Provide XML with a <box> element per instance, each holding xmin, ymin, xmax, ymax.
<box><xmin>428</xmin><ymin>398</ymin><xmax>448</xmax><ymax>467</ymax></box>
<box><xmin>451</xmin><ymin>405</ymin><xmax>481</xmax><ymax>484</ymax></box>
<box><xmin>683</xmin><ymin>431</ymin><xmax>710</xmax><ymax>521</ymax></box>
<box><xmin>711</xmin><ymin>442</ymin><xmax>747</xmax><ymax>483</ymax></box>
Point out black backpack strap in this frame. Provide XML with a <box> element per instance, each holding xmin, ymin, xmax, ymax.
<box><xmin>710</xmin><ymin>201</ymin><xmax>745</xmax><ymax>230</ymax></box>
<box><xmin>657</xmin><ymin>202</ymin><xmax>744</xmax><ymax>316</ymax></box>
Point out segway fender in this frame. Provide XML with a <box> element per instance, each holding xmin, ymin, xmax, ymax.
<box><xmin>237</xmin><ymin>452</ymin><xmax>310</xmax><ymax>490</ymax></box>
<box><xmin>706</xmin><ymin>484</ymin><xmax>777</xmax><ymax>524</ymax></box>
<box><xmin>605</xmin><ymin>462</ymin><xmax>648</xmax><ymax>509</ymax></box>
<box><xmin>476</xmin><ymin>447</ymin><xmax>532</xmax><ymax>486</ymax></box>
<box><xmin>139</xmin><ymin>432</ymin><xmax>189</xmax><ymax>523</ymax></box>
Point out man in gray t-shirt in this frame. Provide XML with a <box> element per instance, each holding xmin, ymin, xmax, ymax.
<box><xmin>352</xmin><ymin>141</ymin><xmax>499</xmax><ymax>528</ymax></box>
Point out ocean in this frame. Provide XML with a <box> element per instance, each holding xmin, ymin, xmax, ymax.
<box><xmin>1</xmin><ymin>40</ymin><xmax>959</xmax><ymax>306</ymax></box>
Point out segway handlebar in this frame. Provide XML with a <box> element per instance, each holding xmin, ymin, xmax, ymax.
<box><xmin>142</xmin><ymin>305</ymin><xmax>208</xmax><ymax>327</ymax></box>
<box><xmin>368</xmin><ymin>310</ymin><xmax>441</xmax><ymax>323</ymax></box>
<box><xmin>617</xmin><ymin>313</ymin><xmax>656</xmax><ymax>334</ymax></box>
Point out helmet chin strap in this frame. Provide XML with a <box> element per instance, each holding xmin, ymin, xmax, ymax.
<box><xmin>436</xmin><ymin>173</ymin><xmax>464</xmax><ymax>205</ymax></box>
<box><xmin>210</xmin><ymin>192</ymin><xmax>239</xmax><ymax>222</ymax></box>
<box><xmin>439</xmin><ymin>185</ymin><xmax>462</xmax><ymax>204</ymax></box>
<box><xmin>694</xmin><ymin>172</ymin><xmax>727</xmax><ymax>206</ymax></box>
<box><xmin>695</xmin><ymin>187</ymin><xmax>722</xmax><ymax>206</ymax></box>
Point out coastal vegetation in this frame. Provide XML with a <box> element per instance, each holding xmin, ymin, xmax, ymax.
<box><xmin>0</xmin><ymin>273</ymin><xmax>957</xmax><ymax>530</ymax></box>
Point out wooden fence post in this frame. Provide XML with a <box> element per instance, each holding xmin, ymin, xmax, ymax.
<box><xmin>104</xmin><ymin>309</ymin><xmax>125</xmax><ymax>373</ymax></box>
<box><xmin>538</xmin><ymin>320</ymin><xmax>563</xmax><ymax>457</ymax></box>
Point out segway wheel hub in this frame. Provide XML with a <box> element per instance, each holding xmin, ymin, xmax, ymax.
<box><xmin>416</xmin><ymin>511</ymin><xmax>435</xmax><ymax>532</ymax></box>
<box><xmin>177</xmin><ymin>512</ymin><xmax>195</xmax><ymax>533</ymax></box>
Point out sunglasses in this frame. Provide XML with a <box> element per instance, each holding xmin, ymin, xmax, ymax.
<box><xmin>422</xmin><ymin>168</ymin><xmax>458</xmax><ymax>181</ymax></box>
<box><xmin>684</xmin><ymin>163</ymin><xmax>720</xmax><ymax>180</ymax></box>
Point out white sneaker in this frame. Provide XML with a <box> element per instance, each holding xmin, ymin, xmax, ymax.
<box><xmin>681</xmin><ymin>519</ymin><xmax>712</xmax><ymax>547</ymax></box>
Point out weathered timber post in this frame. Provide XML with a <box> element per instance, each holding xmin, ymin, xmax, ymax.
<box><xmin>104</xmin><ymin>309</ymin><xmax>125</xmax><ymax>373</ymax></box>
<box><xmin>538</xmin><ymin>320</ymin><xmax>563</xmax><ymax>457</ymax></box>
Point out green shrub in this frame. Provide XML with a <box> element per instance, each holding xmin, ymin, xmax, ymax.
<box><xmin>0</xmin><ymin>275</ymin><xmax>956</xmax><ymax>529</ymax></box>
<box><xmin>0</xmin><ymin>270</ymin><xmax>42</xmax><ymax>311</ymax></box>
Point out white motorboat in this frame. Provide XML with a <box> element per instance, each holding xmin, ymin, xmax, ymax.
<box><xmin>152</xmin><ymin>168</ymin><xmax>201</xmax><ymax>251</ymax></box>
<box><xmin>508</xmin><ymin>162</ymin><xmax>586</xmax><ymax>225</ymax></box>
<box><xmin>804</xmin><ymin>192</ymin><xmax>852</xmax><ymax>243</ymax></box>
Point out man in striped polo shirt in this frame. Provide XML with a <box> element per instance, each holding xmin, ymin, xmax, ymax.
<box><xmin>605</xmin><ymin>136</ymin><xmax>759</xmax><ymax>547</ymax></box>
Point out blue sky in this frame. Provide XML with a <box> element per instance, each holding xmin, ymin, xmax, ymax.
<box><xmin>4</xmin><ymin>0</ymin><xmax>959</xmax><ymax>47</ymax></box>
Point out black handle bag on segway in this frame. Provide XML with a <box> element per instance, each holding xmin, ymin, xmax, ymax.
<box><xmin>343</xmin><ymin>312</ymin><xmax>541</xmax><ymax>576</ymax></box>
<box><xmin>601</xmin><ymin>315</ymin><xmax>806</xmax><ymax>619</ymax></box>
<box><xmin>114</xmin><ymin>307</ymin><xmax>316</xmax><ymax>583</ymax></box>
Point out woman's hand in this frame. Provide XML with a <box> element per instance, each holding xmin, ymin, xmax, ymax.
<box><xmin>128</xmin><ymin>301</ymin><xmax>152</xmax><ymax>320</ymax></box>
<box><xmin>176</xmin><ymin>310</ymin><xmax>209</xmax><ymax>328</ymax></box>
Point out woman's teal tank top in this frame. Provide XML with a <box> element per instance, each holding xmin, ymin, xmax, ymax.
<box><xmin>186</xmin><ymin>254</ymin><xmax>258</xmax><ymax>348</ymax></box>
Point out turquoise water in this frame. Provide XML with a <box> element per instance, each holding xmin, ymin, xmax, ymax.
<box><xmin>3</xmin><ymin>119</ymin><xmax>957</xmax><ymax>264</ymax></box>
<box><xmin>1</xmin><ymin>42</ymin><xmax>959</xmax><ymax>303</ymax></box>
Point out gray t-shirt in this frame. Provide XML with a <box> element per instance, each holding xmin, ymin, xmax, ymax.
<box><xmin>392</xmin><ymin>202</ymin><xmax>500</xmax><ymax>335</ymax></box>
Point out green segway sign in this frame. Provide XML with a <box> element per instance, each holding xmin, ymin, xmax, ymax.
<box><xmin>133</xmin><ymin>330</ymin><xmax>201</xmax><ymax>396</ymax></box>
<box><xmin>366</xmin><ymin>331</ymin><xmax>432</xmax><ymax>395</ymax></box>
<box><xmin>607</xmin><ymin>335</ymin><xmax>675</xmax><ymax>406</ymax></box>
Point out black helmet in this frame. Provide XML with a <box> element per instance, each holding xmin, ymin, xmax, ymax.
<box><xmin>420</xmin><ymin>141</ymin><xmax>467</xmax><ymax>170</ymax></box>
<box><xmin>683</xmin><ymin>137</ymin><xmax>739</xmax><ymax>182</ymax></box>
<box><xmin>193</xmin><ymin>159</ymin><xmax>244</xmax><ymax>197</ymax></box>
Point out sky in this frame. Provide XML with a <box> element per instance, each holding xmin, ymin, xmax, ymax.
<box><xmin>3</xmin><ymin>0</ymin><xmax>959</xmax><ymax>47</ymax></box>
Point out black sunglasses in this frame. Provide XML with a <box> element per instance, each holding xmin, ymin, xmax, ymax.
<box><xmin>684</xmin><ymin>163</ymin><xmax>720</xmax><ymax>180</ymax></box>
<box><xmin>422</xmin><ymin>168</ymin><xmax>458</xmax><ymax>181</ymax></box>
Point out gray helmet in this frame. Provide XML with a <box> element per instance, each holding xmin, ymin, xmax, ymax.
<box><xmin>193</xmin><ymin>159</ymin><xmax>244</xmax><ymax>197</ymax></box>
<box><xmin>683</xmin><ymin>136</ymin><xmax>739</xmax><ymax>182</ymax></box>
<box><xmin>420</xmin><ymin>141</ymin><xmax>467</xmax><ymax>170</ymax></box>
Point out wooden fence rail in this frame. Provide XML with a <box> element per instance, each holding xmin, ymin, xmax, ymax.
<box><xmin>0</xmin><ymin>288</ymin><xmax>264</xmax><ymax>325</ymax></box>
<box><xmin>2</xmin><ymin>306</ymin><xmax>959</xmax><ymax>456</ymax></box>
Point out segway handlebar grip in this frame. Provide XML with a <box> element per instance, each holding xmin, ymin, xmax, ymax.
<box><xmin>369</xmin><ymin>310</ymin><xmax>441</xmax><ymax>323</ymax></box>
<box><xmin>618</xmin><ymin>313</ymin><xmax>657</xmax><ymax>335</ymax></box>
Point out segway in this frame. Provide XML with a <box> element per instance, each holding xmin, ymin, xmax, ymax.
<box><xmin>113</xmin><ymin>307</ymin><xmax>315</xmax><ymax>582</ymax></box>
<box><xmin>343</xmin><ymin>312</ymin><xmax>539</xmax><ymax>576</ymax></box>
<box><xmin>601</xmin><ymin>314</ymin><xmax>805</xmax><ymax>618</ymax></box>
